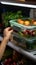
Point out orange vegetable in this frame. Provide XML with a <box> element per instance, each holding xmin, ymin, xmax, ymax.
<box><xmin>33</xmin><ymin>21</ymin><xmax>36</xmax><ymax>26</ymax></box>
<box><xmin>17</xmin><ymin>19</ymin><xmax>24</xmax><ymax>24</ymax></box>
<box><xmin>24</xmin><ymin>21</ymin><xmax>30</xmax><ymax>26</ymax></box>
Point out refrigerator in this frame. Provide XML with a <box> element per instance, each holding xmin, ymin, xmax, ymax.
<box><xmin>0</xmin><ymin>0</ymin><xmax>36</xmax><ymax>65</ymax></box>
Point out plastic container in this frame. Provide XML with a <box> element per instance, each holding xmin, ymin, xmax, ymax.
<box><xmin>9</xmin><ymin>19</ymin><xmax>36</xmax><ymax>50</ymax></box>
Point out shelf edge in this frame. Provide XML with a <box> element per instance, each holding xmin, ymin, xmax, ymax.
<box><xmin>1</xmin><ymin>1</ymin><xmax>36</xmax><ymax>8</ymax></box>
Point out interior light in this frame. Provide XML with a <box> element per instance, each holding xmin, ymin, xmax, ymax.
<box><xmin>1</xmin><ymin>1</ymin><xmax>36</xmax><ymax>8</ymax></box>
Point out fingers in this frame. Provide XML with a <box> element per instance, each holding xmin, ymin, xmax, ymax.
<box><xmin>4</xmin><ymin>27</ymin><xmax>13</xmax><ymax>34</ymax></box>
<box><xmin>4</xmin><ymin>27</ymin><xmax>12</xmax><ymax>31</ymax></box>
<box><xmin>10</xmin><ymin>30</ymin><xmax>13</xmax><ymax>33</ymax></box>
<box><xmin>6</xmin><ymin>27</ymin><xmax>11</xmax><ymax>30</ymax></box>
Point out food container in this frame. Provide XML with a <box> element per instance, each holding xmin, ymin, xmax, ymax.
<box><xmin>9</xmin><ymin>19</ymin><xmax>36</xmax><ymax>51</ymax></box>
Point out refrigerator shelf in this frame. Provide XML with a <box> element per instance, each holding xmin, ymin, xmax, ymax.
<box><xmin>0</xmin><ymin>1</ymin><xmax>36</xmax><ymax>8</ymax></box>
<box><xmin>0</xmin><ymin>36</ymin><xmax>36</xmax><ymax>62</ymax></box>
<box><xmin>7</xmin><ymin>42</ymin><xmax>36</xmax><ymax>62</ymax></box>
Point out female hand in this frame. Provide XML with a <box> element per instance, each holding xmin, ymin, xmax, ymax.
<box><xmin>3</xmin><ymin>27</ymin><xmax>13</xmax><ymax>41</ymax></box>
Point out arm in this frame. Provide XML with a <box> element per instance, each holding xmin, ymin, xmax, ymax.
<box><xmin>0</xmin><ymin>27</ymin><xmax>13</xmax><ymax>60</ymax></box>
<box><xmin>0</xmin><ymin>37</ymin><xmax>8</xmax><ymax>60</ymax></box>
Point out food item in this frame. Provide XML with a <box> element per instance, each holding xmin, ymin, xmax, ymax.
<box><xmin>23</xmin><ymin>30</ymin><xmax>28</xmax><ymax>35</ymax></box>
<box><xmin>33</xmin><ymin>21</ymin><xmax>36</xmax><ymax>26</ymax></box>
<box><xmin>26</xmin><ymin>30</ymin><xmax>30</xmax><ymax>34</ymax></box>
<box><xmin>19</xmin><ymin>0</ymin><xmax>25</xmax><ymax>2</ymax></box>
<box><xmin>2</xmin><ymin>11</ymin><xmax>23</xmax><ymax>27</ymax></box>
<box><xmin>17</xmin><ymin>19</ymin><xmax>24</xmax><ymax>24</ymax></box>
<box><xmin>3</xmin><ymin>58</ymin><xmax>17</xmax><ymax>65</ymax></box>
<box><xmin>24</xmin><ymin>20</ymin><xmax>30</xmax><ymax>26</ymax></box>
<box><xmin>22</xmin><ymin>29</ymin><xmax>36</xmax><ymax>39</ymax></box>
<box><xmin>30</xmin><ymin>30</ymin><xmax>36</xmax><ymax>36</ymax></box>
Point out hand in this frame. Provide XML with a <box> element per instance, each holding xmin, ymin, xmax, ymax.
<box><xmin>3</xmin><ymin>27</ymin><xmax>13</xmax><ymax>41</ymax></box>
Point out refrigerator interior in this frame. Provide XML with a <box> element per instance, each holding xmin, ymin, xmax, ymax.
<box><xmin>0</xmin><ymin>3</ymin><xmax>36</xmax><ymax>50</ymax></box>
<box><xmin>0</xmin><ymin>3</ymin><xmax>36</xmax><ymax>65</ymax></box>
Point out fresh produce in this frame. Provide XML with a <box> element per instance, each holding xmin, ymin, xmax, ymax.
<box><xmin>26</xmin><ymin>30</ymin><xmax>30</xmax><ymax>35</ymax></box>
<box><xmin>22</xmin><ymin>29</ymin><xmax>36</xmax><ymax>38</ymax></box>
<box><xmin>24</xmin><ymin>20</ymin><xmax>30</xmax><ymax>26</ymax></box>
<box><xmin>2</xmin><ymin>10</ymin><xmax>36</xmax><ymax>27</ymax></box>
<box><xmin>30</xmin><ymin>30</ymin><xmax>36</xmax><ymax>36</ymax></box>
<box><xmin>17</xmin><ymin>19</ymin><xmax>31</xmax><ymax>26</ymax></box>
<box><xmin>2</xmin><ymin>11</ymin><xmax>23</xmax><ymax>27</ymax></box>
<box><xmin>22</xmin><ymin>30</ymin><xmax>28</xmax><ymax>35</ymax></box>
<box><xmin>3</xmin><ymin>56</ymin><xmax>16</xmax><ymax>65</ymax></box>
<box><xmin>2</xmin><ymin>50</ymin><xmax>26</xmax><ymax>65</ymax></box>
<box><xmin>17</xmin><ymin>19</ymin><xmax>24</xmax><ymax>24</ymax></box>
<box><xmin>17</xmin><ymin>18</ymin><xmax>36</xmax><ymax>26</ymax></box>
<box><xmin>33</xmin><ymin>21</ymin><xmax>36</xmax><ymax>26</ymax></box>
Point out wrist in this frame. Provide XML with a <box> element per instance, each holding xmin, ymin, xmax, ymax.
<box><xmin>3</xmin><ymin>37</ymin><xmax>9</xmax><ymax>42</ymax></box>
<box><xmin>1</xmin><ymin>37</ymin><xmax>9</xmax><ymax>46</ymax></box>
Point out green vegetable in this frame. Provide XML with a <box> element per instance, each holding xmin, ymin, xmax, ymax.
<box><xmin>2</xmin><ymin>11</ymin><xmax>23</xmax><ymax>27</ymax></box>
